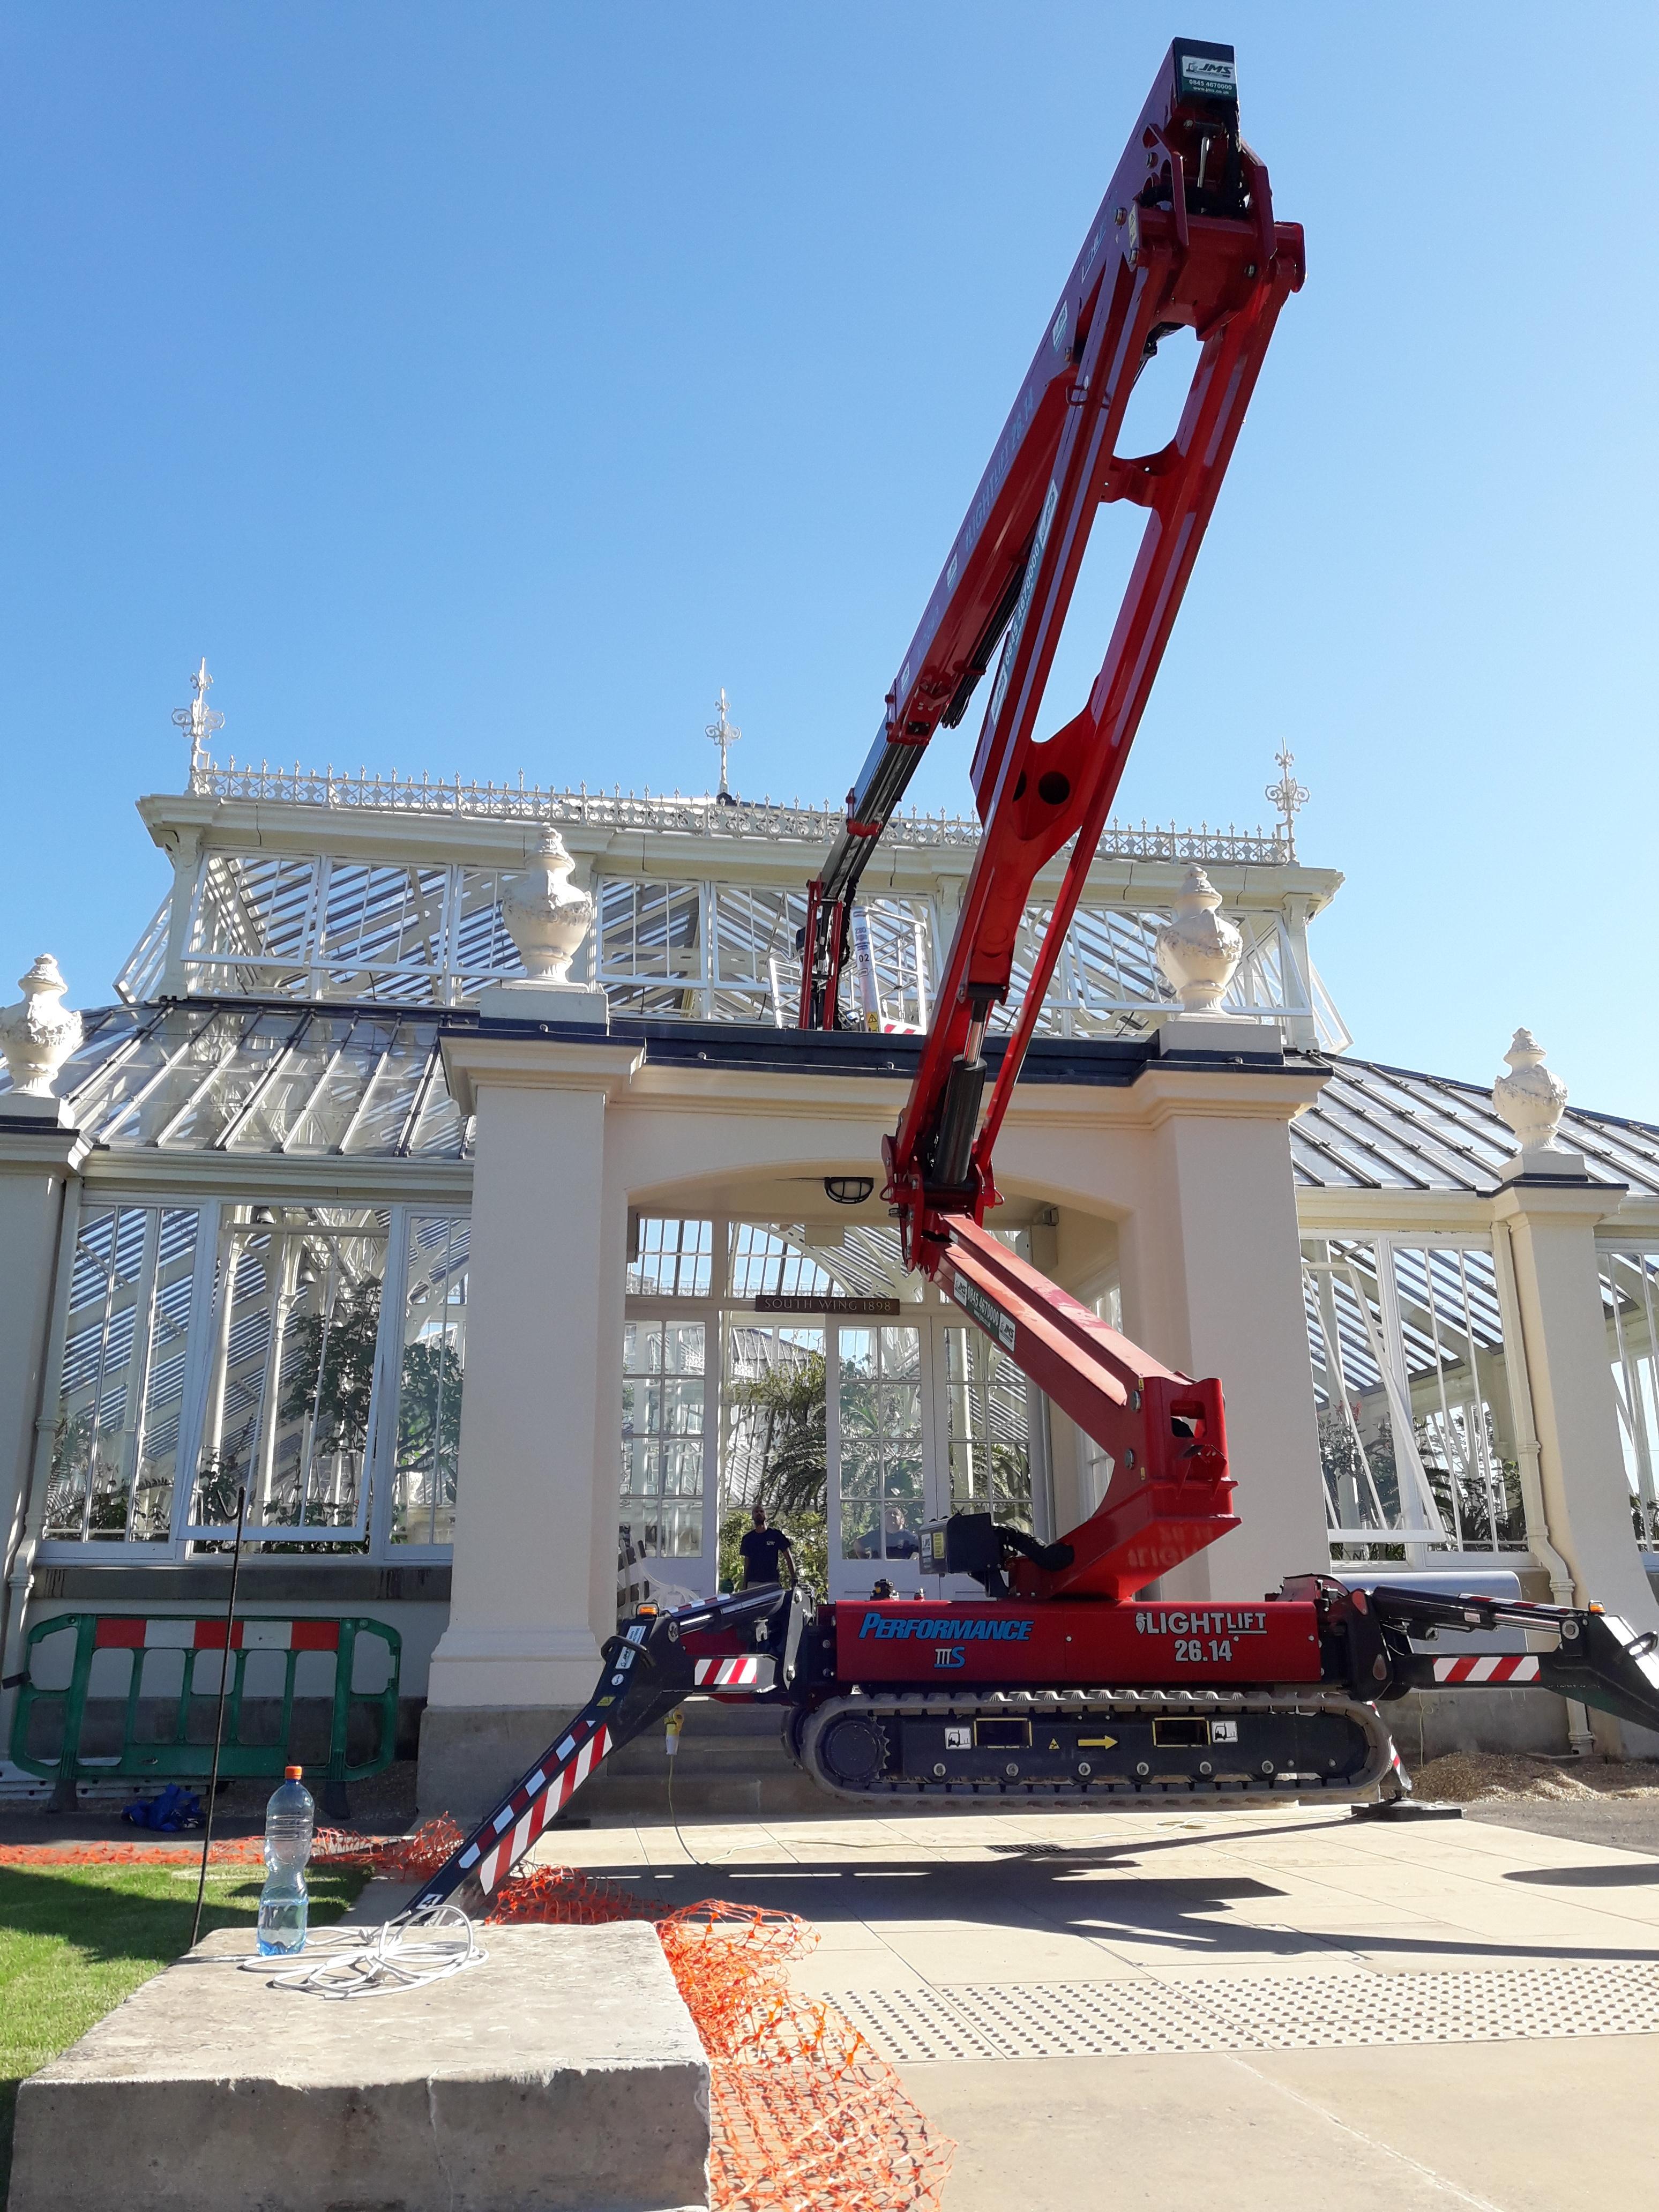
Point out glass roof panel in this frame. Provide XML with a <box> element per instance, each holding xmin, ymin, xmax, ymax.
<box><xmin>0</xmin><ymin>1005</ymin><xmax>468</xmax><ymax>1159</ymax></box>
<box><xmin>7</xmin><ymin>1002</ymin><xmax>1659</xmax><ymax>1195</ymax></box>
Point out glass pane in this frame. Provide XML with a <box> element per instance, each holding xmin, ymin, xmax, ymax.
<box><xmin>1300</xmin><ymin>1236</ymin><xmax>1520</xmax><ymax>1555</ymax></box>
<box><xmin>729</xmin><ymin>1224</ymin><xmax>834</xmax><ymax>1301</ymax></box>
<box><xmin>878</xmin><ymin>1328</ymin><xmax>922</xmax><ymax>1380</ymax></box>
<box><xmin>838</xmin><ymin>1324</ymin><xmax>923</xmax><ymax>1560</ymax></box>
<box><xmin>192</xmin><ymin>1206</ymin><xmax>387</xmax><ymax>1538</ymax></box>
<box><xmin>627</xmin><ymin>1219</ymin><xmax>713</xmax><ymax>1298</ymax></box>
<box><xmin>727</xmin><ymin>1223</ymin><xmax>921</xmax><ymax>1304</ymax></box>
<box><xmin>720</xmin><ymin>1322</ymin><xmax>825</xmax><ymax>1591</ymax></box>
<box><xmin>944</xmin><ymin>1323</ymin><xmax>1033</xmax><ymax>1527</ymax></box>
<box><xmin>620</xmin><ymin>1439</ymin><xmax>660</xmax><ymax>1498</ymax></box>
<box><xmin>130</xmin><ymin>1209</ymin><xmax>201</xmax><ymax>1541</ymax></box>
<box><xmin>1389</xmin><ymin>1243</ymin><xmax>1519</xmax><ymax>1549</ymax></box>
<box><xmin>661</xmin><ymin>1439</ymin><xmax>705</xmax><ymax>1497</ymax></box>
<box><xmin>618</xmin><ymin>1318</ymin><xmax>706</xmax><ymax>1557</ymax></box>
<box><xmin>48</xmin><ymin>1204</ymin><xmax>203</xmax><ymax>1544</ymax></box>
<box><xmin>1600</xmin><ymin>1247</ymin><xmax>1659</xmax><ymax>1548</ymax></box>
<box><xmin>1300</xmin><ymin>1237</ymin><xmax>1401</xmax><ymax>1534</ymax></box>
<box><xmin>392</xmin><ymin>1215</ymin><xmax>468</xmax><ymax>1546</ymax></box>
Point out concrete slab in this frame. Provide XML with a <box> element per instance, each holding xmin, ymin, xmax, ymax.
<box><xmin>10</xmin><ymin>1920</ymin><xmax>709</xmax><ymax>2212</ymax></box>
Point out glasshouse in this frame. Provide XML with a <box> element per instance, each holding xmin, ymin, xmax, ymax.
<box><xmin>3</xmin><ymin>668</ymin><xmax>1658</xmax><ymax>1811</ymax></box>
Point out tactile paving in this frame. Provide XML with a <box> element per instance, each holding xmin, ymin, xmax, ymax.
<box><xmin>826</xmin><ymin>1964</ymin><xmax>1659</xmax><ymax>2062</ymax></box>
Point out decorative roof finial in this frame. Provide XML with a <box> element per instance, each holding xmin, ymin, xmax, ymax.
<box><xmin>1265</xmin><ymin>746</ymin><xmax>1309</xmax><ymax>859</ymax></box>
<box><xmin>1492</xmin><ymin>1028</ymin><xmax>1575</xmax><ymax>1169</ymax></box>
<box><xmin>1155</xmin><ymin>865</ymin><xmax>1244</xmax><ymax>1012</ymax></box>
<box><xmin>706</xmin><ymin>688</ymin><xmax>741</xmax><ymax>803</ymax></box>
<box><xmin>0</xmin><ymin>955</ymin><xmax>83</xmax><ymax>1105</ymax></box>
<box><xmin>174</xmin><ymin>659</ymin><xmax>225</xmax><ymax>791</ymax></box>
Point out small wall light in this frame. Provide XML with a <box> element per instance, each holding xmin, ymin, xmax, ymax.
<box><xmin>824</xmin><ymin>1176</ymin><xmax>876</xmax><ymax>1206</ymax></box>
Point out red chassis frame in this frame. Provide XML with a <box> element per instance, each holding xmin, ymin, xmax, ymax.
<box><xmin>796</xmin><ymin>42</ymin><xmax>1301</xmax><ymax>1600</ymax></box>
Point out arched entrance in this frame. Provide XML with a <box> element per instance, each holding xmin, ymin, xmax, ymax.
<box><xmin>620</xmin><ymin>1214</ymin><xmax>1050</xmax><ymax>1604</ymax></box>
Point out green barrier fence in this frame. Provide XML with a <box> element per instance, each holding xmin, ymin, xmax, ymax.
<box><xmin>9</xmin><ymin>1612</ymin><xmax>401</xmax><ymax>1815</ymax></box>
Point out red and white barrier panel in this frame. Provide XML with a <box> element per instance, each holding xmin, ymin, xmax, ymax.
<box><xmin>1431</xmin><ymin>1655</ymin><xmax>1540</xmax><ymax>1685</ymax></box>
<box><xmin>93</xmin><ymin>1617</ymin><xmax>340</xmax><ymax>1652</ymax></box>
<box><xmin>693</xmin><ymin>1655</ymin><xmax>774</xmax><ymax>1690</ymax></box>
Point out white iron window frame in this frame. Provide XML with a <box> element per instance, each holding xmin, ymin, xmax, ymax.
<box><xmin>121</xmin><ymin>844</ymin><xmax>1344</xmax><ymax>1048</ymax></box>
<box><xmin>623</xmin><ymin>1215</ymin><xmax>1056</xmax><ymax>1599</ymax></box>
<box><xmin>1594</xmin><ymin>1238</ymin><xmax>1659</xmax><ymax>1558</ymax></box>
<box><xmin>34</xmin><ymin>1191</ymin><xmax>468</xmax><ymax>1564</ymax></box>
<box><xmin>1302</xmin><ymin>1228</ymin><xmax>1529</xmax><ymax>1563</ymax></box>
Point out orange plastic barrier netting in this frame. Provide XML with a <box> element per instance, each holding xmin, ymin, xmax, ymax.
<box><xmin>312</xmin><ymin>1815</ymin><xmax>464</xmax><ymax>1881</ymax></box>
<box><xmin>331</xmin><ymin>1823</ymin><xmax>955</xmax><ymax>2210</ymax></box>
<box><xmin>0</xmin><ymin>1836</ymin><xmax>263</xmax><ymax>1868</ymax></box>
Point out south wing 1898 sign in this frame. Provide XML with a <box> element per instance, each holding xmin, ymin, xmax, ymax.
<box><xmin>753</xmin><ymin>1295</ymin><xmax>902</xmax><ymax>1316</ymax></box>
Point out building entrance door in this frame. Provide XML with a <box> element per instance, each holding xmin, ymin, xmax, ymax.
<box><xmin>825</xmin><ymin>1314</ymin><xmax>1042</xmax><ymax>1601</ymax></box>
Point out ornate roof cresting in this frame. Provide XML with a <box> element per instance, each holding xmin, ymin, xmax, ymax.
<box><xmin>706</xmin><ymin>689</ymin><xmax>742</xmax><ymax>801</ymax></box>
<box><xmin>1265</xmin><ymin>748</ymin><xmax>1310</xmax><ymax>860</ymax></box>
<box><xmin>177</xmin><ymin>659</ymin><xmax>225</xmax><ymax>790</ymax></box>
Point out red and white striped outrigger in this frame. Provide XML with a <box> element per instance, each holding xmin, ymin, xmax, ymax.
<box><xmin>408</xmin><ymin>1585</ymin><xmax>790</xmax><ymax>1916</ymax></box>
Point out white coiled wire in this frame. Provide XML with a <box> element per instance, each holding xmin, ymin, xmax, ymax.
<box><xmin>239</xmin><ymin>1903</ymin><xmax>485</xmax><ymax>1999</ymax></box>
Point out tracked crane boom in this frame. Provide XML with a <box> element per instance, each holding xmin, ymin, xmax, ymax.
<box><xmin>801</xmin><ymin>36</ymin><xmax>1302</xmax><ymax>1589</ymax></box>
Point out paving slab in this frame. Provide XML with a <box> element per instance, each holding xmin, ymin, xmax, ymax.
<box><xmin>903</xmin><ymin>2038</ymin><xmax>1659</xmax><ymax>2210</ymax></box>
<box><xmin>9</xmin><ymin>1920</ymin><xmax>709</xmax><ymax>2212</ymax></box>
<box><xmin>533</xmin><ymin>1803</ymin><xmax>1659</xmax><ymax>2206</ymax></box>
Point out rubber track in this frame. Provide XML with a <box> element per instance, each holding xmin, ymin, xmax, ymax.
<box><xmin>798</xmin><ymin>1686</ymin><xmax>1397</xmax><ymax>1807</ymax></box>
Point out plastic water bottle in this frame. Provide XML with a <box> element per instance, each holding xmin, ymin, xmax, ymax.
<box><xmin>257</xmin><ymin>1765</ymin><xmax>315</xmax><ymax>1956</ymax></box>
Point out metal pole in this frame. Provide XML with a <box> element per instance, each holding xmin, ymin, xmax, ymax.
<box><xmin>190</xmin><ymin>1483</ymin><xmax>246</xmax><ymax>1949</ymax></box>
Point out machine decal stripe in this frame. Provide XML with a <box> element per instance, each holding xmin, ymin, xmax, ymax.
<box><xmin>1431</xmin><ymin>1655</ymin><xmax>1540</xmax><ymax>1684</ymax></box>
<box><xmin>693</xmin><ymin>1655</ymin><xmax>771</xmax><ymax>1688</ymax></box>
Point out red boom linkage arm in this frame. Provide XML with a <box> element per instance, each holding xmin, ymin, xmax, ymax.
<box><xmin>802</xmin><ymin>41</ymin><xmax>1303</xmax><ymax>1597</ymax></box>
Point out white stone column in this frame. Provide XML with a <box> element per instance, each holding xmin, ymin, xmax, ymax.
<box><xmin>0</xmin><ymin>1118</ymin><xmax>89</xmax><ymax>1744</ymax></box>
<box><xmin>1493</xmin><ymin>1178</ymin><xmax>1657</xmax><ymax>1619</ymax></box>
<box><xmin>420</xmin><ymin>1032</ymin><xmax>641</xmax><ymax>1813</ymax></box>
<box><xmin>1493</xmin><ymin>1177</ymin><xmax>1659</xmax><ymax>1755</ymax></box>
<box><xmin>1117</xmin><ymin>1060</ymin><xmax>1332</xmax><ymax>1602</ymax></box>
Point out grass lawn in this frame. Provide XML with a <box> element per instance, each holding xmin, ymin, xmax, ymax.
<box><xmin>0</xmin><ymin>1858</ymin><xmax>367</xmax><ymax>2198</ymax></box>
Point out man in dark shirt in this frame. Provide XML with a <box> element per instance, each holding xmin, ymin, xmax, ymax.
<box><xmin>739</xmin><ymin>1501</ymin><xmax>794</xmax><ymax>1589</ymax></box>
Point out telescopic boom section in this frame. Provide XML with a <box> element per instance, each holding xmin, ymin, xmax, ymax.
<box><xmin>801</xmin><ymin>41</ymin><xmax>1303</xmax><ymax>1591</ymax></box>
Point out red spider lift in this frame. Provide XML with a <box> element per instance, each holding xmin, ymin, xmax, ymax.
<box><xmin>410</xmin><ymin>42</ymin><xmax>1659</xmax><ymax>1916</ymax></box>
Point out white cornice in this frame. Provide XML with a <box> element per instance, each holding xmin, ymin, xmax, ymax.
<box><xmin>136</xmin><ymin>793</ymin><xmax>1344</xmax><ymax>917</ymax></box>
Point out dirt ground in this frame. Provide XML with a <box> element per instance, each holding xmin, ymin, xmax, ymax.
<box><xmin>1403</xmin><ymin>1748</ymin><xmax>1659</xmax><ymax>1857</ymax></box>
<box><xmin>1405</xmin><ymin>1749</ymin><xmax>1659</xmax><ymax>1805</ymax></box>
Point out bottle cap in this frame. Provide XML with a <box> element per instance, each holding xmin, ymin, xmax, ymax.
<box><xmin>285</xmin><ymin>1765</ymin><xmax>303</xmax><ymax>1780</ymax></box>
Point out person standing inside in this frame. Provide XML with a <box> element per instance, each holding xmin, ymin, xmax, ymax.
<box><xmin>739</xmin><ymin>1500</ymin><xmax>794</xmax><ymax>1589</ymax></box>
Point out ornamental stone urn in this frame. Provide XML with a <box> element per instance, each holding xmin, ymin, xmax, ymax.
<box><xmin>0</xmin><ymin>955</ymin><xmax>82</xmax><ymax>1100</ymax></box>
<box><xmin>1492</xmin><ymin>1028</ymin><xmax>1573</xmax><ymax>1163</ymax></box>
<box><xmin>1154</xmin><ymin>865</ymin><xmax>1243</xmax><ymax>1012</ymax></box>
<box><xmin>499</xmin><ymin>827</ymin><xmax>596</xmax><ymax>984</ymax></box>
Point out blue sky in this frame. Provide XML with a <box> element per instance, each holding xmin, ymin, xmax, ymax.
<box><xmin>4</xmin><ymin>4</ymin><xmax>1654</xmax><ymax>1108</ymax></box>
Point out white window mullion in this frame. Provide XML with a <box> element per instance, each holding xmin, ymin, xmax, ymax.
<box><xmin>116</xmin><ymin>1209</ymin><xmax>165</xmax><ymax>1540</ymax></box>
<box><xmin>366</xmin><ymin>1206</ymin><xmax>415</xmax><ymax>1558</ymax></box>
<box><xmin>1366</xmin><ymin>1238</ymin><xmax>1448</xmax><ymax>1540</ymax></box>
<box><xmin>168</xmin><ymin>1200</ymin><xmax>221</xmax><ymax>1551</ymax></box>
